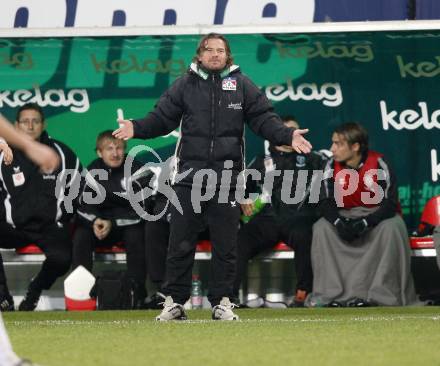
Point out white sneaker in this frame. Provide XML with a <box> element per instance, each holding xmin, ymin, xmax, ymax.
<box><xmin>155</xmin><ymin>296</ymin><xmax>187</xmax><ymax>321</ymax></box>
<box><xmin>212</xmin><ymin>297</ymin><xmax>239</xmax><ymax>321</ymax></box>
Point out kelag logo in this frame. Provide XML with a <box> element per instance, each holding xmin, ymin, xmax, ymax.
<box><xmin>396</xmin><ymin>55</ymin><xmax>440</xmax><ymax>78</ymax></box>
<box><xmin>0</xmin><ymin>85</ymin><xmax>90</xmax><ymax>113</ymax></box>
<box><xmin>0</xmin><ymin>50</ymin><xmax>33</xmax><ymax>70</ymax></box>
<box><xmin>431</xmin><ymin>149</ymin><xmax>440</xmax><ymax>182</ymax></box>
<box><xmin>380</xmin><ymin>101</ymin><xmax>440</xmax><ymax>130</ymax></box>
<box><xmin>276</xmin><ymin>41</ymin><xmax>374</xmax><ymax>63</ymax></box>
<box><xmin>91</xmin><ymin>54</ymin><xmax>186</xmax><ymax>77</ymax></box>
<box><xmin>265</xmin><ymin>81</ymin><xmax>343</xmax><ymax>107</ymax></box>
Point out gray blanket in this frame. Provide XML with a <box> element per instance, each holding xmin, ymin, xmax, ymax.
<box><xmin>306</xmin><ymin>207</ymin><xmax>419</xmax><ymax>306</ymax></box>
<box><xmin>434</xmin><ymin>226</ymin><xmax>440</xmax><ymax>270</ymax></box>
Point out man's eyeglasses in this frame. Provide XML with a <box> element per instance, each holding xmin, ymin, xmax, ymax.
<box><xmin>18</xmin><ymin>118</ymin><xmax>43</xmax><ymax>126</ymax></box>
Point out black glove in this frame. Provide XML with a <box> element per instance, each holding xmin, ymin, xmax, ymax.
<box><xmin>333</xmin><ymin>217</ymin><xmax>357</xmax><ymax>242</ymax></box>
<box><xmin>348</xmin><ymin>218</ymin><xmax>369</xmax><ymax>238</ymax></box>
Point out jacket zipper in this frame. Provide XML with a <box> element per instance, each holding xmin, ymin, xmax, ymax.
<box><xmin>209</xmin><ymin>73</ymin><xmax>216</xmax><ymax>161</ymax></box>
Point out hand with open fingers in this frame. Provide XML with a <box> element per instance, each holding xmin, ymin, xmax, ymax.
<box><xmin>0</xmin><ymin>139</ymin><xmax>13</xmax><ymax>165</ymax></box>
<box><xmin>93</xmin><ymin>218</ymin><xmax>112</xmax><ymax>240</ymax></box>
<box><xmin>292</xmin><ymin>129</ymin><xmax>312</xmax><ymax>154</ymax></box>
<box><xmin>24</xmin><ymin>141</ymin><xmax>60</xmax><ymax>173</ymax></box>
<box><xmin>113</xmin><ymin>119</ymin><xmax>134</xmax><ymax>141</ymax></box>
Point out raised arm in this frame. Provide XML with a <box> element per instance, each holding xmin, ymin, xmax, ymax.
<box><xmin>0</xmin><ymin>113</ymin><xmax>59</xmax><ymax>173</ymax></box>
<box><xmin>113</xmin><ymin>77</ymin><xmax>185</xmax><ymax>141</ymax></box>
<box><xmin>242</xmin><ymin>77</ymin><xmax>311</xmax><ymax>154</ymax></box>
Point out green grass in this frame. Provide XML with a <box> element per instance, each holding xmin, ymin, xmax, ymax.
<box><xmin>4</xmin><ymin>307</ymin><xmax>440</xmax><ymax>366</ymax></box>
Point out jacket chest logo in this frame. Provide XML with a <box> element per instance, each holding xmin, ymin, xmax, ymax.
<box><xmin>227</xmin><ymin>102</ymin><xmax>242</xmax><ymax>110</ymax></box>
<box><xmin>12</xmin><ymin>166</ymin><xmax>25</xmax><ymax>187</ymax></box>
<box><xmin>222</xmin><ymin>77</ymin><xmax>237</xmax><ymax>91</ymax></box>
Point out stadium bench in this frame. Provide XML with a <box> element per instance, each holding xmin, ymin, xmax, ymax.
<box><xmin>3</xmin><ymin>236</ymin><xmax>435</xmax><ymax>264</ymax></box>
<box><xmin>2</xmin><ymin>236</ymin><xmax>437</xmax><ymax>310</ymax></box>
<box><xmin>409</xmin><ymin>236</ymin><xmax>436</xmax><ymax>257</ymax></box>
<box><xmin>4</xmin><ymin>240</ymin><xmax>295</xmax><ymax>263</ymax></box>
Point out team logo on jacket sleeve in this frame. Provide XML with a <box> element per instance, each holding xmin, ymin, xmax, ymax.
<box><xmin>222</xmin><ymin>77</ymin><xmax>237</xmax><ymax>91</ymax></box>
<box><xmin>296</xmin><ymin>155</ymin><xmax>306</xmax><ymax>168</ymax></box>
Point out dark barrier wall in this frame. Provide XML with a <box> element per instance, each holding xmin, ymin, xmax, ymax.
<box><xmin>314</xmin><ymin>0</ymin><xmax>409</xmax><ymax>21</ymax></box>
<box><xmin>0</xmin><ymin>31</ymin><xmax>439</xmax><ymax>228</ymax></box>
<box><xmin>5</xmin><ymin>0</ymin><xmax>440</xmax><ymax>28</ymax></box>
<box><xmin>416</xmin><ymin>0</ymin><xmax>440</xmax><ymax>19</ymax></box>
<box><xmin>0</xmin><ymin>0</ymin><xmax>414</xmax><ymax>28</ymax></box>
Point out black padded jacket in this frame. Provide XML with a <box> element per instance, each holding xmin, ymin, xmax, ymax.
<box><xmin>132</xmin><ymin>63</ymin><xmax>294</xmax><ymax>189</ymax></box>
<box><xmin>0</xmin><ymin>131</ymin><xmax>81</xmax><ymax>232</ymax></box>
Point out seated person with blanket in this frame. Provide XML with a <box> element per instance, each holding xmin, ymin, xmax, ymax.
<box><xmin>306</xmin><ymin>122</ymin><xmax>418</xmax><ymax>307</ymax></box>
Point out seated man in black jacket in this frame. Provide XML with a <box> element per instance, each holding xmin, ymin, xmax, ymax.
<box><xmin>306</xmin><ymin>122</ymin><xmax>418</xmax><ymax>307</ymax></box>
<box><xmin>72</xmin><ymin>130</ymin><xmax>150</xmax><ymax>308</ymax></box>
<box><xmin>234</xmin><ymin>116</ymin><xmax>328</xmax><ymax>307</ymax></box>
<box><xmin>0</xmin><ymin>103</ymin><xmax>81</xmax><ymax>311</ymax></box>
<box><xmin>0</xmin><ymin>111</ymin><xmax>59</xmax><ymax>365</ymax></box>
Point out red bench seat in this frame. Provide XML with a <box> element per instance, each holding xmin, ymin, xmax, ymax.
<box><xmin>15</xmin><ymin>238</ymin><xmax>435</xmax><ymax>258</ymax></box>
<box><xmin>410</xmin><ymin>236</ymin><xmax>434</xmax><ymax>249</ymax></box>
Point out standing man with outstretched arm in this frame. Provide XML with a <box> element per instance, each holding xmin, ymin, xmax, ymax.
<box><xmin>113</xmin><ymin>33</ymin><xmax>312</xmax><ymax>321</ymax></box>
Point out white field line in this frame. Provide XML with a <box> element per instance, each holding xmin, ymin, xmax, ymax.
<box><xmin>6</xmin><ymin>315</ymin><xmax>440</xmax><ymax>326</ymax></box>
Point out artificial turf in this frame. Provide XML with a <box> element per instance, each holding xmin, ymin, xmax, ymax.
<box><xmin>3</xmin><ymin>307</ymin><xmax>440</xmax><ymax>366</ymax></box>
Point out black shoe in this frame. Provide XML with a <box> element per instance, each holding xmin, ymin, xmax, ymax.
<box><xmin>0</xmin><ymin>293</ymin><xmax>14</xmax><ymax>311</ymax></box>
<box><xmin>18</xmin><ymin>288</ymin><xmax>41</xmax><ymax>311</ymax></box>
<box><xmin>289</xmin><ymin>301</ymin><xmax>305</xmax><ymax>308</ymax></box>
<box><xmin>289</xmin><ymin>289</ymin><xmax>308</xmax><ymax>308</ymax></box>
<box><xmin>230</xmin><ymin>296</ymin><xmax>241</xmax><ymax>306</ymax></box>
<box><xmin>326</xmin><ymin>300</ymin><xmax>344</xmax><ymax>307</ymax></box>
<box><xmin>134</xmin><ymin>298</ymin><xmax>147</xmax><ymax>309</ymax></box>
<box><xmin>426</xmin><ymin>299</ymin><xmax>440</xmax><ymax>306</ymax></box>
<box><xmin>134</xmin><ymin>285</ymin><xmax>147</xmax><ymax>309</ymax></box>
<box><xmin>347</xmin><ymin>298</ymin><xmax>373</xmax><ymax>307</ymax></box>
<box><xmin>144</xmin><ymin>292</ymin><xmax>167</xmax><ymax>310</ymax></box>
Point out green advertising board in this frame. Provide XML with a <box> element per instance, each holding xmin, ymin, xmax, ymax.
<box><xmin>0</xmin><ymin>30</ymin><xmax>439</xmax><ymax>227</ymax></box>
